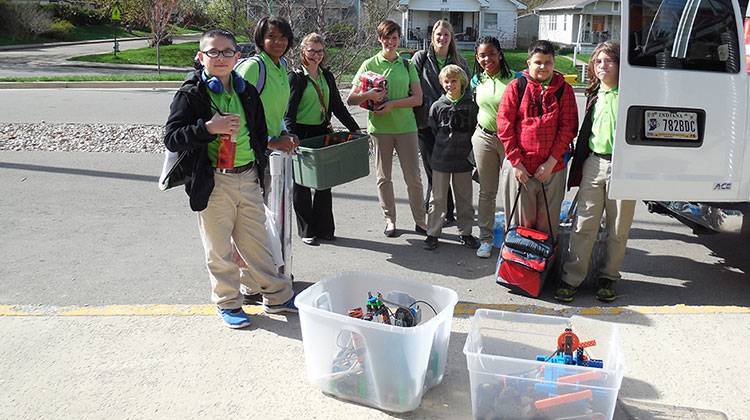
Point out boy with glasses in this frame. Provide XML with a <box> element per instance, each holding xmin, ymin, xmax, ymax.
<box><xmin>164</xmin><ymin>29</ymin><xmax>298</xmax><ymax>329</ymax></box>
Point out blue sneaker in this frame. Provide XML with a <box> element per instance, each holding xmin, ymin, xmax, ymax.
<box><xmin>264</xmin><ymin>294</ymin><xmax>299</xmax><ymax>314</ymax></box>
<box><xmin>476</xmin><ymin>241</ymin><xmax>493</xmax><ymax>258</ymax></box>
<box><xmin>218</xmin><ymin>307</ymin><xmax>252</xmax><ymax>329</ymax></box>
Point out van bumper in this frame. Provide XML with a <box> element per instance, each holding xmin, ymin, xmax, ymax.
<box><xmin>646</xmin><ymin>201</ymin><xmax>748</xmax><ymax>234</ymax></box>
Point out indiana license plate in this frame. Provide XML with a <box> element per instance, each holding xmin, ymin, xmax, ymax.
<box><xmin>644</xmin><ymin>110</ymin><xmax>699</xmax><ymax>141</ymax></box>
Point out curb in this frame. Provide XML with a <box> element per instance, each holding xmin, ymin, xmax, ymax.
<box><xmin>0</xmin><ymin>36</ymin><xmax>151</xmax><ymax>52</ymax></box>
<box><xmin>0</xmin><ymin>81</ymin><xmax>183</xmax><ymax>89</ymax></box>
<box><xmin>60</xmin><ymin>61</ymin><xmax>193</xmax><ymax>73</ymax></box>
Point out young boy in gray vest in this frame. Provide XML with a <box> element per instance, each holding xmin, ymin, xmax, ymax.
<box><xmin>424</xmin><ymin>65</ymin><xmax>480</xmax><ymax>250</ymax></box>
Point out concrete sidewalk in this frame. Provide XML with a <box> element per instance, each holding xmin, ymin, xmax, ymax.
<box><xmin>1</xmin><ymin>307</ymin><xmax>744</xmax><ymax>419</ymax></box>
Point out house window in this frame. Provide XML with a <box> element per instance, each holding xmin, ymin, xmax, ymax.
<box><xmin>613</xmin><ymin>2</ymin><xmax>620</xmax><ymax>12</ymax></box>
<box><xmin>563</xmin><ymin>15</ymin><xmax>567</xmax><ymax>31</ymax></box>
<box><xmin>549</xmin><ymin>15</ymin><xmax>557</xmax><ymax>30</ymax></box>
<box><xmin>484</xmin><ymin>13</ymin><xmax>497</xmax><ymax>29</ymax></box>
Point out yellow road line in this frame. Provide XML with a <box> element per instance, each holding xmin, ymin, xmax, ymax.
<box><xmin>1</xmin><ymin>303</ymin><xmax>749</xmax><ymax>317</ymax></box>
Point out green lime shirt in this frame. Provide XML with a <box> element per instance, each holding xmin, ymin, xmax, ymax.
<box><xmin>295</xmin><ymin>66</ymin><xmax>330</xmax><ymax>126</ymax></box>
<box><xmin>352</xmin><ymin>52</ymin><xmax>419</xmax><ymax>134</ymax></box>
<box><xmin>236</xmin><ymin>51</ymin><xmax>290</xmax><ymax>137</ymax></box>
<box><xmin>206</xmin><ymin>79</ymin><xmax>254</xmax><ymax>167</ymax></box>
<box><xmin>475</xmin><ymin>71</ymin><xmax>506</xmax><ymax>132</ymax></box>
<box><xmin>588</xmin><ymin>86</ymin><xmax>618</xmax><ymax>154</ymax></box>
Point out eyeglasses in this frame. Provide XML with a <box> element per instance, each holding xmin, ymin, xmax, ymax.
<box><xmin>594</xmin><ymin>58</ymin><xmax>617</xmax><ymax>66</ymax></box>
<box><xmin>202</xmin><ymin>49</ymin><xmax>237</xmax><ymax>58</ymax></box>
<box><xmin>306</xmin><ymin>48</ymin><xmax>325</xmax><ymax>55</ymax></box>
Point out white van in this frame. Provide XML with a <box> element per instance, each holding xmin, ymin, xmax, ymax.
<box><xmin>612</xmin><ymin>0</ymin><xmax>750</xmax><ymax>234</ymax></box>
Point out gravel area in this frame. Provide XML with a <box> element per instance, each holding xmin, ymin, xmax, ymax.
<box><xmin>1</xmin><ymin>123</ymin><xmax>165</xmax><ymax>153</ymax></box>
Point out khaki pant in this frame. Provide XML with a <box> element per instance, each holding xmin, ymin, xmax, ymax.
<box><xmin>198</xmin><ymin>167</ymin><xmax>293</xmax><ymax>309</ymax></box>
<box><xmin>428</xmin><ymin>171</ymin><xmax>474</xmax><ymax>237</ymax></box>
<box><xmin>471</xmin><ymin>126</ymin><xmax>505</xmax><ymax>242</ymax></box>
<box><xmin>371</xmin><ymin>132</ymin><xmax>426</xmax><ymax>226</ymax></box>
<box><xmin>502</xmin><ymin>163</ymin><xmax>566</xmax><ymax>237</ymax></box>
<box><xmin>562</xmin><ymin>155</ymin><xmax>636</xmax><ymax>287</ymax></box>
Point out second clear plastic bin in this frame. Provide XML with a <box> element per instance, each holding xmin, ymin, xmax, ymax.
<box><xmin>463</xmin><ymin>309</ymin><xmax>624</xmax><ymax>419</ymax></box>
<box><xmin>294</xmin><ymin>272</ymin><xmax>459</xmax><ymax>412</ymax></box>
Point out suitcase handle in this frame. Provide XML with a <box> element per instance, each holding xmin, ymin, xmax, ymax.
<box><xmin>506</xmin><ymin>181</ymin><xmax>556</xmax><ymax>245</ymax></box>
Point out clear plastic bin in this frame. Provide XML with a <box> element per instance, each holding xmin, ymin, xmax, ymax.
<box><xmin>463</xmin><ymin>310</ymin><xmax>624</xmax><ymax>419</ymax></box>
<box><xmin>294</xmin><ymin>272</ymin><xmax>459</xmax><ymax>412</ymax></box>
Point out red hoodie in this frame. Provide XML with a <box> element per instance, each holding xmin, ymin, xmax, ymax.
<box><xmin>496</xmin><ymin>71</ymin><xmax>578</xmax><ymax>175</ymax></box>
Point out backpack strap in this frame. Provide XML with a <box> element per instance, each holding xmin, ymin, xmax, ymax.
<box><xmin>515</xmin><ymin>76</ymin><xmax>527</xmax><ymax>112</ymax></box>
<box><xmin>515</xmin><ymin>76</ymin><xmax>566</xmax><ymax>112</ymax></box>
<box><xmin>234</xmin><ymin>55</ymin><xmax>266</xmax><ymax>94</ymax></box>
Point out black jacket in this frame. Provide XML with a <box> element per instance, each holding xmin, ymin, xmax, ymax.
<box><xmin>164</xmin><ymin>70</ymin><xmax>269</xmax><ymax>211</ymax></box>
<box><xmin>411</xmin><ymin>48</ymin><xmax>470</xmax><ymax>129</ymax></box>
<box><xmin>567</xmin><ymin>90</ymin><xmax>598</xmax><ymax>189</ymax></box>
<box><xmin>285</xmin><ymin>66</ymin><xmax>360</xmax><ymax>134</ymax></box>
<box><xmin>428</xmin><ymin>93</ymin><xmax>478</xmax><ymax>173</ymax></box>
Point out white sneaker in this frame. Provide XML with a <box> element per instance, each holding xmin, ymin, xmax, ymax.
<box><xmin>476</xmin><ymin>242</ymin><xmax>493</xmax><ymax>258</ymax></box>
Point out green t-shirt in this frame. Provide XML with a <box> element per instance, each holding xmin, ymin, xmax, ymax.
<box><xmin>295</xmin><ymin>66</ymin><xmax>330</xmax><ymax>126</ymax></box>
<box><xmin>206</xmin><ymin>78</ymin><xmax>254</xmax><ymax>167</ymax></box>
<box><xmin>235</xmin><ymin>51</ymin><xmax>290</xmax><ymax>137</ymax></box>
<box><xmin>588</xmin><ymin>86</ymin><xmax>618</xmax><ymax>154</ymax></box>
<box><xmin>475</xmin><ymin>71</ymin><xmax>506</xmax><ymax>132</ymax></box>
<box><xmin>436</xmin><ymin>56</ymin><xmax>446</xmax><ymax>70</ymax></box>
<box><xmin>352</xmin><ymin>52</ymin><xmax>419</xmax><ymax>134</ymax></box>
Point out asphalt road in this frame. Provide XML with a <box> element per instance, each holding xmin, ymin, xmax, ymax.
<box><xmin>0</xmin><ymin>35</ymin><xmax>198</xmax><ymax>77</ymax></box>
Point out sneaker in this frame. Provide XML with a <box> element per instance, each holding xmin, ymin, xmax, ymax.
<box><xmin>476</xmin><ymin>241</ymin><xmax>493</xmax><ymax>258</ymax></box>
<box><xmin>443</xmin><ymin>216</ymin><xmax>456</xmax><ymax>227</ymax></box>
<box><xmin>301</xmin><ymin>237</ymin><xmax>319</xmax><ymax>246</ymax></box>
<box><xmin>414</xmin><ymin>224</ymin><xmax>428</xmax><ymax>235</ymax></box>
<box><xmin>218</xmin><ymin>307</ymin><xmax>252</xmax><ymax>329</ymax></box>
<box><xmin>554</xmin><ymin>284</ymin><xmax>578</xmax><ymax>303</ymax></box>
<box><xmin>423</xmin><ymin>235</ymin><xmax>439</xmax><ymax>250</ymax></box>
<box><xmin>596</xmin><ymin>279</ymin><xmax>617</xmax><ymax>303</ymax></box>
<box><xmin>384</xmin><ymin>222</ymin><xmax>396</xmax><ymax>237</ymax></box>
<box><xmin>242</xmin><ymin>293</ymin><xmax>261</xmax><ymax>305</ymax></box>
<box><xmin>460</xmin><ymin>235</ymin><xmax>480</xmax><ymax>249</ymax></box>
<box><xmin>264</xmin><ymin>294</ymin><xmax>299</xmax><ymax>314</ymax></box>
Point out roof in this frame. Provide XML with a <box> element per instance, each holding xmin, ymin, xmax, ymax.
<box><xmin>400</xmin><ymin>0</ymin><xmax>526</xmax><ymax>10</ymax></box>
<box><xmin>534</xmin><ymin>0</ymin><xmax>601</xmax><ymax>11</ymax></box>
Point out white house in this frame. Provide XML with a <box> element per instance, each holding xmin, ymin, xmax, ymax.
<box><xmin>394</xmin><ymin>0</ymin><xmax>528</xmax><ymax>49</ymax></box>
<box><xmin>535</xmin><ymin>0</ymin><xmax>620</xmax><ymax>48</ymax></box>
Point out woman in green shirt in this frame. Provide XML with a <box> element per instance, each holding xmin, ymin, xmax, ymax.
<box><xmin>471</xmin><ymin>36</ymin><xmax>513</xmax><ymax>258</ymax></box>
<box><xmin>285</xmin><ymin>33</ymin><xmax>361</xmax><ymax>245</ymax></box>
<box><xmin>236</xmin><ymin>16</ymin><xmax>298</xmax><ymax>154</ymax></box>
<box><xmin>347</xmin><ymin>20</ymin><xmax>427</xmax><ymax>237</ymax></box>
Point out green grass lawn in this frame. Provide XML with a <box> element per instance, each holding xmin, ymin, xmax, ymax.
<box><xmin>71</xmin><ymin>41</ymin><xmax>199</xmax><ymax>67</ymax></box>
<box><xmin>460</xmin><ymin>49</ymin><xmax>579</xmax><ymax>77</ymax></box>
<box><xmin>564</xmin><ymin>52</ymin><xmax>591</xmax><ymax>65</ymax></box>
<box><xmin>0</xmin><ymin>73</ymin><xmax>186</xmax><ymax>82</ymax></box>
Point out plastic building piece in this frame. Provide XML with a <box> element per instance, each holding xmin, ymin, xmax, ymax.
<box><xmin>534</xmin><ymin>389</ymin><xmax>593</xmax><ymax>410</ymax></box>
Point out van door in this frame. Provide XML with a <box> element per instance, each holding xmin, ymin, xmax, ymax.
<box><xmin>610</xmin><ymin>0</ymin><xmax>749</xmax><ymax>201</ymax></box>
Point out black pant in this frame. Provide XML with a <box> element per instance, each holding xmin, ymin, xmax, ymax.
<box><xmin>418</xmin><ymin>127</ymin><xmax>455</xmax><ymax>220</ymax></box>
<box><xmin>292</xmin><ymin>123</ymin><xmax>335</xmax><ymax>239</ymax></box>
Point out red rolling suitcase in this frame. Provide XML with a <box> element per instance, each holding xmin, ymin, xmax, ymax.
<box><xmin>496</xmin><ymin>184</ymin><xmax>557</xmax><ymax>297</ymax></box>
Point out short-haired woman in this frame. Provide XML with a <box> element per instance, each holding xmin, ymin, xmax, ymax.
<box><xmin>347</xmin><ymin>20</ymin><xmax>427</xmax><ymax>237</ymax></box>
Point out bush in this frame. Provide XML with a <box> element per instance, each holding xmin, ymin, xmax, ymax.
<box><xmin>326</xmin><ymin>22</ymin><xmax>356</xmax><ymax>47</ymax></box>
<box><xmin>0</xmin><ymin>3</ymin><xmax>53</xmax><ymax>37</ymax></box>
<box><xmin>44</xmin><ymin>19</ymin><xmax>75</xmax><ymax>41</ymax></box>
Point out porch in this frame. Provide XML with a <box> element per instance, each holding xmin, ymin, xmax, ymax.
<box><xmin>575</xmin><ymin>13</ymin><xmax>621</xmax><ymax>45</ymax></box>
<box><xmin>401</xmin><ymin>10</ymin><xmax>482</xmax><ymax>48</ymax></box>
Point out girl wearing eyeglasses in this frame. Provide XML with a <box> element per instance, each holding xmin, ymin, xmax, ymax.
<box><xmin>285</xmin><ymin>33</ymin><xmax>361</xmax><ymax>245</ymax></box>
<box><xmin>556</xmin><ymin>41</ymin><xmax>635</xmax><ymax>304</ymax></box>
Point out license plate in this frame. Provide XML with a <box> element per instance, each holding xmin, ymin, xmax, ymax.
<box><xmin>644</xmin><ymin>110</ymin><xmax>699</xmax><ymax>141</ymax></box>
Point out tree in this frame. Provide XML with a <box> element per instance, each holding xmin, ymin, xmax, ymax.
<box><xmin>140</xmin><ymin>0</ymin><xmax>182</xmax><ymax>73</ymax></box>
